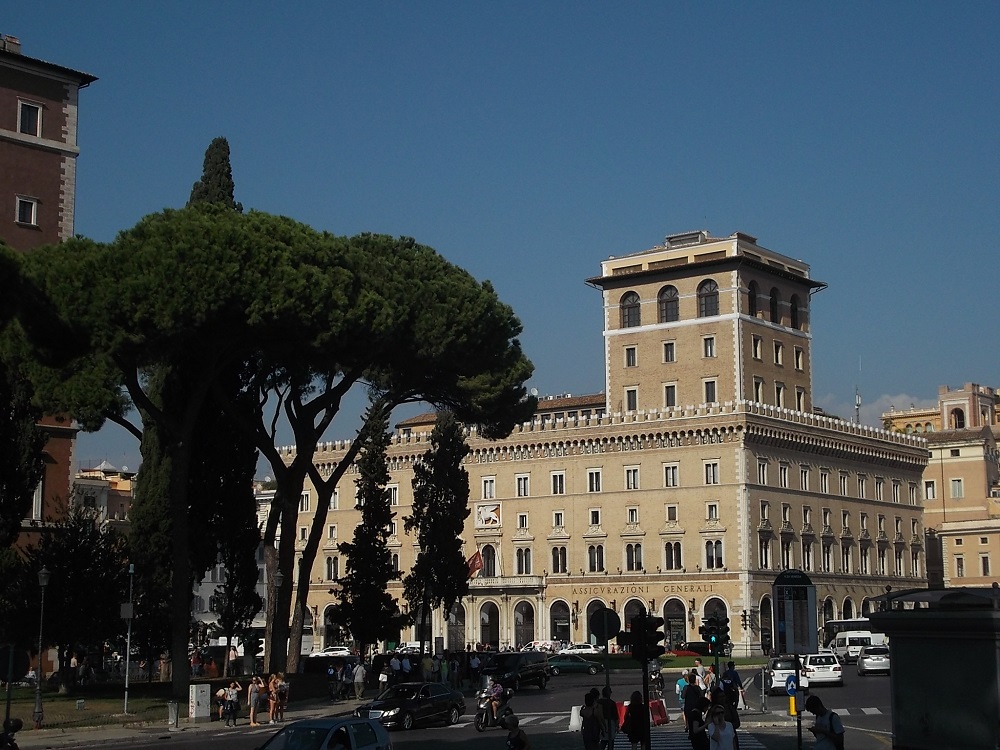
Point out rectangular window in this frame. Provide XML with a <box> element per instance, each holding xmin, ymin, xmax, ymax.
<box><xmin>553</xmin><ymin>511</ymin><xmax>564</xmax><ymax>527</ymax></box>
<box><xmin>704</xmin><ymin>380</ymin><xmax>717</xmax><ymax>404</ymax></box>
<box><xmin>327</xmin><ymin>524</ymin><xmax>337</xmax><ymax>540</ymax></box>
<box><xmin>840</xmin><ymin>473</ymin><xmax>849</xmax><ymax>496</ymax></box>
<box><xmin>16</xmin><ymin>196</ymin><xmax>38</xmax><ymax>226</ymax></box>
<box><xmin>760</xmin><ymin>501</ymin><xmax>769</xmax><ymax>520</ymax></box>
<box><xmin>951</xmin><ymin>479</ymin><xmax>964</xmax><ymax>499</ymax></box>
<box><xmin>299</xmin><ymin>491</ymin><xmax>310</xmax><ymax>513</ymax></box>
<box><xmin>860</xmin><ymin>548</ymin><xmax>869</xmax><ymax>575</ymax></box>
<box><xmin>388</xmin><ymin>485</ymin><xmax>399</xmax><ymax>506</ymax></box>
<box><xmin>842</xmin><ymin>510</ymin><xmax>850</xmax><ymax>529</ymax></box>
<box><xmin>625</xmin><ymin>466</ymin><xmax>640</xmax><ymax>490</ymax></box>
<box><xmin>794</xmin><ymin>347</ymin><xmax>804</xmax><ymax>371</ymax></box>
<box><xmin>590</xmin><ymin>509</ymin><xmax>601</xmax><ymax>526</ymax></box>
<box><xmin>625</xmin><ymin>346</ymin><xmax>637</xmax><ymax>367</ymax></box>
<box><xmin>782</xmin><ymin>503</ymin><xmax>791</xmax><ymax>522</ymax></box>
<box><xmin>329</xmin><ymin>489</ymin><xmax>339</xmax><ymax>510</ymax></box>
<box><xmin>858</xmin><ymin>475</ymin><xmax>867</xmax><ymax>499</ymax></box>
<box><xmin>299</xmin><ymin>527</ymin><xmax>308</xmax><ymax>541</ymax></box>
<box><xmin>800</xmin><ymin>466</ymin><xmax>810</xmax><ymax>491</ymax></box>
<box><xmin>516</xmin><ymin>474</ymin><xmax>530</xmax><ymax>498</ymax></box>
<box><xmin>774</xmin><ymin>382</ymin><xmax>785</xmax><ymax>408</ymax></box>
<box><xmin>779</xmin><ymin>464</ymin><xmax>789</xmax><ymax>489</ymax></box>
<box><xmin>666</xmin><ymin>505</ymin><xmax>678</xmax><ymax>522</ymax></box>
<box><xmin>664</xmin><ymin>463</ymin><xmax>679</xmax><ymax>488</ymax></box>
<box><xmin>795</xmin><ymin>388</ymin><xmax>805</xmax><ymax>412</ymax></box>
<box><xmin>753</xmin><ymin>378</ymin><xmax>764</xmax><ymax>402</ymax></box>
<box><xmin>18</xmin><ymin>100</ymin><xmax>41</xmax><ymax>136</ymax></box>
<box><xmin>551</xmin><ymin>472</ymin><xmax>565</xmax><ymax>495</ymax></box>
<box><xmin>587</xmin><ymin>469</ymin><xmax>602</xmax><ymax>493</ymax></box>
<box><xmin>924</xmin><ymin>480</ymin><xmax>936</xmax><ymax>501</ymax></box>
<box><xmin>841</xmin><ymin>546</ymin><xmax>852</xmax><ymax>574</ymax></box>
<box><xmin>752</xmin><ymin>335</ymin><xmax>762</xmax><ymax>360</ymax></box>
<box><xmin>773</xmin><ymin>341</ymin><xmax>784</xmax><ymax>365</ymax></box>
<box><xmin>482</xmin><ymin>476</ymin><xmax>496</xmax><ymax>499</ymax></box>
<box><xmin>860</xmin><ymin>512</ymin><xmax>868</xmax><ymax>531</ymax></box>
<box><xmin>820</xmin><ymin>470</ymin><xmax>830</xmax><ymax>494</ymax></box>
<box><xmin>703</xmin><ymin>337</ymin><xmax>716</xmax><ymax>358</ymax></box>
<box><xmin>627</xmin><ymin>507</ymin><xmax>639</xmax><ymax>524</ymax></box>
<box><xmin>982</xmin><ymin>556</ymin><xmax>991</xmax><ymax>577</ymax></box>
<box><xmin>956</xmin><ymin>556</ymin><xmax>965</xmax><ymax>578</ymax></box>
<box><xmin>663</xmin><ymin>341</ymin><xmax>676</xmax><ymax>363</ymax></box>
<box><xmin>704</xmin><ymin>461</ymin><xmax>720</xmax><ymax>485</ymax></box>
<box><xmin>625</xmin><ymin>388</ymin><xmax>638</xmax><ymax>412</ymax></box>
<box><xmin>664</xmin><ymin>384</ymin><xmax>677</xmax><ymax>408</ymax></box>
<box><xmin>758</xmin><ymin>461</ymin><xmax>768</xmax><ymax>485</ymax></box>
<box><xmin>518</xmin><ymin>513</ymin><xmax>528</xmax><ymax>529</ymax></box>
<box><xmin>892</xmin><ymin>481</ymin><xmax>900</xmax><ymax>504</ymax></box>
<box><xmin>909</xmin><ymin>483</ymin><xmax>917</xmax><ymax>505</ymax></box>
<box><xmin>803</xmin><ymin>506</ymin><xmax>812</xmax><ymax>525</ymax></box>
<box><xmin>707</xmin><ymin>503</ymin><xmax>719</xmax><ymax>520</ymax></box>
<box><xmin>874</xmin><ymin>478</ymin><xmax>884</xmax><ymax>501</ymax></box>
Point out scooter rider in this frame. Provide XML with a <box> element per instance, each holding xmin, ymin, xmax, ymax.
<box><xmin>487</xmin><ymin>677</ymin><xmax>505</xmax><ymax>723</ymax></box>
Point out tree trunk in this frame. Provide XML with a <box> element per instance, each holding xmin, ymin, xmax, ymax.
<box><xmin>168</xmin><ymin>439</ymin><xmax>193</xmax><ymax>701</ymax></box>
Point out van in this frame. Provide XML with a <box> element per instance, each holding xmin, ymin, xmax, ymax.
<box><xmin>480</xmin><ymin>651</ymin><xmax>550</xmax><ymax>691</ymax></box>
<box><xmin>831</xmin><ymin>630</ymin><xmax>885</xmax><ymax>664</ymax></box>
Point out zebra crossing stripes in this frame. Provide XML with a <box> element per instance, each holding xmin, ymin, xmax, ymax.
<box><xmin>611</xmin><ymin>730</ymin><xmax>767</xmax><ymax>749</ymax></box>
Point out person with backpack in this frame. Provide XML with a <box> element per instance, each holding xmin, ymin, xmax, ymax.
<box><xmin>721</xmin><ymin>661</ymin><xmax>746</xmax><ymax>710</ymax></box>
<box><xmin>597</xmin><ymin>686</ymin><xmax>619</xmax><ymax>750</ymax></box>
<box><xmin>805</xmin><ymin>695</ymin><xmax>845</xmax><ymax>750</ymax></box>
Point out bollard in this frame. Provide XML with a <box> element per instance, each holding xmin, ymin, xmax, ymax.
<box><xmin>788</xmin><ymin>694</ymin><xmax>797</xmax><ymax>716</ymax></box>
<box><xmin>168</xmin><ymin>700</ymin><xmax>179</xmax><ymax>729</ymax></box>
<box><xmin>568</xmin><ymin>704</ymin><xmax>582</xmax><ymax>730</ymax></box>
<box><xmin>75</xmin><ymin>699</ymin><xmax>85</xmax><ymax>710</ymax></box>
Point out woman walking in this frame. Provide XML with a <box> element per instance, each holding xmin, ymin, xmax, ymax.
<box><xmin>580</xmin><ymin>691</ymin><xmax>606</xmax><ymax>750</ymax></box>
<box><xmin>621</xmin><ymin>691</ymin><xmax>648</xmax><ymax>750</ymax></box>
<box><xmin>706</xmin><ymin>703</ymin><xmax>737</xmax><ymax>750</ymax></box>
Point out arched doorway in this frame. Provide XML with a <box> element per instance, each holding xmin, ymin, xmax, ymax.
<box><xmin>324</xmin><ymin>605</ymin><xmax>349</xmax><ymax>648</ymax></box>
<box><xmin>447</xmin><ymin>604</ymin><xmax>466</xmax><ymax>652</ymax></box>
<box><xmin>412</xmin><ymin>605</ymin><xmax>432</xmax><ymax>645</ymax></box>
<box><xmin>620</xmin><ymin>599</ymin><xmax>646</xmax><ymax>654</ymax></box>
<box><xmin>861</xmin><ymin>598</ymin><xmax>872</xmax><ymax>616</ymax></box>
<box><xmin>842</xmin><ymin>598</ymin><xmax>855</xmax><ymax>619</ymax></box>
<box><xmin>514</xmin><ymin>601</ymin><xmax>535</xmax><ymax>649</ymax></box>
<box><xmin>663</xmin><ymin>599</ymin><xmax>686</xmax><ymax>650</ymax></box>
<box><xmin>759</xmin><ymin>596</ymin><xmax>773</xmax><ymax>655</ymax></box>
<box><xmin>704</xmin><ymin>597</ymin><xmax>728</xmax><ymax>620</ymax></box>
<box><xmin>585</xmin><ymin>600</ymin><xmax>606</xmax><ymax>643</ymax></box>
<box><xmin>480</xmin><ymin>602</ymin><xmax>499</xmax><ymax>648</ymax></box>
<box><xmin>550</xmin><ymin>601</ymin><xmax>571</xmax><ymax>644</ymax></box>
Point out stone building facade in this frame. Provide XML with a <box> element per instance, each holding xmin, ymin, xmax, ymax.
<box><xmin>293</xmin><ymin>231</ymin><xmax>929</xmax><ymax>655</ymax></box>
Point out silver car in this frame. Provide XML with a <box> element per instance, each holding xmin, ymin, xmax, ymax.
<box><xmin>856</xmin><ymin>645</ymin><xmax>891</xmax><ymax>676</ymax></box>
<box><xmin>254</xmin><ymin>717</ymin><xmax>392</xmax><ymax>750</ymax></box>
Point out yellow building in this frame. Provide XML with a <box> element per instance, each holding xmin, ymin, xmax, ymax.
<box><xmin>884</xmin><ymin>383</ymin><xmax>1000</xmax><ymax>588</ymax></box>
<box><xmin>296</xmin><ymin>231</ymin><xmax>928</xmax><ymax>655</ymax></box>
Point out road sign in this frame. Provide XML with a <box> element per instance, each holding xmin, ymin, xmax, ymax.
<box><xmin>590</xmin><ymin>607</ymin><xmax>622</xmax><ymax>643</ymax></box>
<box><xmin>785</xmin><ymin>675</ymin><xmax>798</xmax><ymax>696</ymax></box>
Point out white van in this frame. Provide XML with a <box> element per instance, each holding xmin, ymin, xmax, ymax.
<box><xmin>831</xmin><ymin>630</ymin><xmax>885</xmax><ymax>664</ymax></box>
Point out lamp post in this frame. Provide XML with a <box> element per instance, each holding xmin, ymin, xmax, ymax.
<box><xmin>123</xmin><ymin>563</ymin><xmax>134</xmax><ymax>714</ymax></box>
<box><xmin>33</xmin><ymin>567</ymin><xmax>50</xmax><ymax>729</ymax></box>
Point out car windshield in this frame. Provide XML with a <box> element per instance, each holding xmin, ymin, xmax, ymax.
<box><xmin>262</xmin><ymin>726</ymin><xmax>329</xmax><ymax>750</ymax></box>
<box><xmin>864</xmin><ymin>647</ymin><xmax>889</xmax><ymax>656</ymax></box>
<box><xmin>809</xmin><ymin>656</ymin><xmax>837</xmax><ymax>665</ymax></box>
<box><xmin>771</xmin><ymin>659</ymin><xmax>797</xmax><ymax>670</ymax></box>
<box><xmin>378</xmin><ymin>685</ymin><xmax>418</xmax><ymax>700</ymax></box>
<box><xmin>482</xmin><ymin>654</ymin><xmax>516</xmax><ymax>670</ymax></box>
<box><xmin>848</xmin><ymin>637</ymin><xmax>871</xmax><ymax>646</ymax></box>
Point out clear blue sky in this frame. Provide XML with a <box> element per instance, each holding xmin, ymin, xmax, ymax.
<box><xmin>9</xmin><ymin>2</ymin><xmax>999</xmax><ymax>473</ymax></box>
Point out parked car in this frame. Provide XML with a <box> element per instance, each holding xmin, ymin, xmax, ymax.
<box><xmin>557</xmin><ymin>643</ymin><xmax>603</xmax><ymax>655</ymax></box>
<box><xmin>677</xmin><ymin>640</ymin><xmax>732</xmax><ymax>657</ymax></box>
<box><xmin>480</xmin><ymin>651</ymin><xmax>550</xmax><ymax>690</ymax></box>
<box><xmin>354</xmin><ymin>682</ymin><xmax>465</xmax><ymax>730</ymax></box>
<box><xmin>253</xmin><ymin>717</ymin><xmax>392</xmax><ymax>750</ymax></box>
<box><xmin>801</xmin><ymin>653</ymin><xmax>843</xmax><ymax>687</ymax></box>
<box><xmin>766</xmin><ymin>655</ymin><xmax>809</xmax><ymax>695</ymax></box>
<box><xmin>547</xmin><ymin>654</ymin><xmax>604</xmax><ymax>676</ymax></box>
<box><xmin>311</xmin><ymin>646</ymin><xmax>352</xmax><ymax>657</ymax></box>
<box><xmin>856</xmin><ymin>645</ymin><xmax>891</xmax><ymax>676</ymax></box>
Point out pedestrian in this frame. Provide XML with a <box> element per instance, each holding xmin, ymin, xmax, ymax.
<box><xmin>703</xmin><ymin>664</ymin><xmax>717</xmax><ymax>696</ymax></box>
<box><xmin>275</xmin><ymin>672</ymin><xmax>289</xmax><ymax>722</ymax></box>
<box><xmin>440</xmin><ymin>654</ymin><xmax>449</xmax><ymax>684</ymax></box>
<box><xmin>353</xmin><ymin>660</ymin><xmax>367</xmax><ymax>699</ymax></box>
<box><xmin>597</xmin><ymin>686</ymin><xmax>619</xmax><ymax>750</ymax></box>
<box><xmin>328</xmin><ymin>661</ymin><xmax>342</xmax><ymax>702</ymax></box>
<box><xmin>506</xmin><ymin>715</ymin><xmax>530</xmax><ymax>750</ymax></box>
<box><xmin>421</xmin><ymin>653</ymin><xmax>434</xmax><ymax>681</ymax></box>
<box><xmin>580</xmin><ymin>691</ymin><xmax>605</xmax><ymax>750</ymax></box>
<box><xmin>705</xmin><ymin>703</ymin><xmax>736</xmax><ymax>750</ymax></box>
<box><xmin>804</xmin><ymin>695</ymin><xmax>845</xmax><ymax>750</ymax></box>
<box><xmin>267</xmin><ymin>673</ymin><xmax>280</xmax><ymax>723</ymax></box>
<box><xmin>675</xmin><ymin>670</ymin><xmax>691</xmax><ymax>728</ymax></box>
<box><xmin>401</xmin><ymin>655</ymin><xmax>412</xmax><ymax>679</ymax></box>
<box><xmin>683</xmin><ymin>671</ymin><xmax>705</xmax><ymax>724</ymax></box>
<box><xmin>379</xmin><ymin>665</ymin><xmax>391</xmax><ymax>692</ymax></box>
<box><xmin>449</xmin><ymin>654</ymin><xmax>461</xmax><ymax>689</ymax></box>
<box><xmin>228</xmin><ymin>645</ymin><xmax>239</xmax><ymax>676</ymax></box>
<box><xmin>621</xmin><ymin>690</ymin><xmax>648</xmax><ymax>750</ymax></box>
<box><xmin>693</xmin><ymin>658</ymin><xmax>706</xmax><ymax>680</ymax></box>
<box><xmin>720</xmin><ymin>661</ymin><xmax>746</xmax><ymax>710</ymax></box>
<box><xmin>223</xmin><ymin>679</ymin><xmax>242</xmax><ymax>727</ymax></box>
<box><xmin>248</xmin><ymin>676</ymin><xmax>264</xmax><ymax>726</ymax></box>
<box><xmin>470</xmin><ymin>653</ymin><xmax>481</xmax><ymax>686</ymax></box>
<box><xmin>687</xmin><ymin>696</ymin><xmax>711</xmax><ymax>750</ymax></box>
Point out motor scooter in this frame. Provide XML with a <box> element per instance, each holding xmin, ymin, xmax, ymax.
<box><xmin>473</xmin><ymin>687</ymin><xmax>514</xmax><ymax>732</ymax></box>
<box><xmin>648</xmin><ymin>659</ymin><xmax>664</xmax><ymax>693</ymax></box>
<box><xmin>0</xmin><ymin>718</ymin><xmax>23</xmax><ymax>750</ymax></box>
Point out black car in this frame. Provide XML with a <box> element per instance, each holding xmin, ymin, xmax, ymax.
<box><xmin>354</xmin><ymin>681</ymin><xmax>465</xmax><ymax>730</ymax></box>
<box><xmin>480</xmin><ymin>651</ymin><xmax>549</xmax><ymax>690</ymax></box>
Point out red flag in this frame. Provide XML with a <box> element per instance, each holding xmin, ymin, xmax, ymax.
<box><xmin>467</xmin><ymin>550</ymin><xmax>484</xmax><ymax>578</ymax></box>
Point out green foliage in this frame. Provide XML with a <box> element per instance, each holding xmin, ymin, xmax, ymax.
<box><xmin>188</xmin><ymin>137</ymin><xmax>243</xmax><ymax>212</ymax></box>
<box><xmin>0</xmin><ymin>350</ymin><xmax>46</xmax><ymax>547</ymax></box>
<box><xmin>403</xmin><ymin>410</ymin><xmax>471</xmax><ymax>629</ymax></box>
<box><xmin>331</xmin><ymin>404</ymin><xmax>407</xmax><ymax>651</ymax></box>
<box><xmin>0</xmin><ymin>547</ymin><xmax>31</xmax><ymax>646</ymax></box>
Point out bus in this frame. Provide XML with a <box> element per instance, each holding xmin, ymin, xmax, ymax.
<box><xmin>821</xmin><ymin>618</ymin><xmax>883</xmax><ymax>648</ymax></box>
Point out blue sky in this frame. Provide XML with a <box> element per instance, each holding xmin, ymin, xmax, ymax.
<box><xmin>8</xmin><ymin>2</ymin><xmax>999</xmax><ymax>474</ymax></box>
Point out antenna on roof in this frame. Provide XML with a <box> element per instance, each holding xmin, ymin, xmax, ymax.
<box><xmin>854</xmin><ymin>356</ymin><xmax>862</xmax><ymax>424</ymax></box>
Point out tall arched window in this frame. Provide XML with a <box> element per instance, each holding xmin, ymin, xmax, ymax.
<box><xmin>747</xmin><ymin>281</ymin><xmax>759</xmax><ymax>317</ymax></box>
<box><xmin>326</xmin><ymin>556</ymin><xmax>339</xmax><ymax>580</ymax></box>
<box><xmin>951</xmin><ymin>409</ymin><xmax>966</xmax><ymax>429</ymax></box>
<box><xmin>697</xmin><ymin>280</ymin><xmax>719</xmax><ymax>317</ymax></box>
<box><xmin>658</xmin><ymin>286</ymin><xmax>679</xmax><ymax>323</ymax></box>
<box><xmin>626</xmin><ymin>543</ymin><xmax>643</xmax><ymax>571</ymax></box>
<box><xmin>551</xmin><ymin>546</ymin><xmax>567</xmax><ymax>573</ymax></box>
<box><xmin>705</xmin><ymin>540</ymin><xmax>723</xmax><ymax>569</ymax></box>
<box><xmin>790</xmin><ymin>294</ymin><xmax>802</xmax><ymax>329</ymax></box>
<box><xmin>516</xmin><ymin>547</ymin><xmax>532</xmax><ymax>575</ymax></box>
<box><xmin>588</xmin><ymin>544</ymin><xmax>605</xmax><ymax>572</ymax></box>
<box><xmin>482</xmin><ymin>544</ymin><xmax>497</xmax><ymax>577</ymax></box>
<box><xmin>620</xmin><ymin>292</ymin><xmax>641</xmax><ymax>328</ymax></box>
<box><xmin>664</xmin><ymin>542</ymin><xmax>682</xmax><ymax>570</ymax></box>
<box><xmin>769</xmin><ymin>287</ymin><xmax>781</xmax><ymax>324</ymax></box>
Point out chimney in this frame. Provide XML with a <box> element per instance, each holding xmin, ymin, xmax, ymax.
<box><xmin>1</xmin><ymin>35</ymin><xmax>22</xmax><ymax>54</ymax></box>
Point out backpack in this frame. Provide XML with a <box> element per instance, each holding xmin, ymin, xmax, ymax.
<box><xmin>721</xmin><ymin>674</ymin><xmax>739</xmax><ymax>706</ymax></box>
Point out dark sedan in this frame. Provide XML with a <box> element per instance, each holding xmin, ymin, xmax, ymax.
<box><xmin>547</xmin><ymin>654</ymin><xmax>604</xmax><ymax>676</ymax></box>
<box><xmin>354</xmin><ymin>681</ymin><xmax>465</xmax><ymax>730</ymax></box>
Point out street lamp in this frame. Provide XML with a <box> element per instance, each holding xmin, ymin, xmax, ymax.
<box><xmin>33</xmin><ymin>567</ymin><xmax>50</xmax><ymax>729</ymax></box>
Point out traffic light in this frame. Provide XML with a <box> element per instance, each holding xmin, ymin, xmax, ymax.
<box><xmin>700</xmin><ymin>614</ymin><xmax>719</xmax><ymax>651</ymax></box>
<box><xmin>616</xmin><ymin>613</ymin><xmax>649</xmax><ymax>664</ymax></box>
<box><xmin>644</xmin><ymin>615</ymin><xmax>666</xmax><ymax>661</ymax></box>
<box><xmin>717</xmin><ymin>616</ymin><xmax>731</xmax><ymax>655</ymax></box>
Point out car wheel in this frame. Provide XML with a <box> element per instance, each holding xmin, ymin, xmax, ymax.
<box><xmin>587</xmin><ymin>666</ymin><xmax>597</xmax><ymax>675</ymax></box>
<box><xmin>539</xmin><ymin>676</ymin><xmax>548</xmax><ymax>689</ymax></box>
<box><xmin>402</xmin><ymin>712</ymin><xmax>415</xmax><ymax>730</ymax></box>
<box><xmin>448</xmin><ymin>706</ymin><xmax>460</xmax><ymax>725</ymax></box>
<box><xmin>858</xmin><ymin>668</ymin><xmax>865</xmax><ymax>676</ymax></box>
<box><xmin>551</xmin><ymin>666</ymin><xmax>561</xmax><ymax>676</ymax></box>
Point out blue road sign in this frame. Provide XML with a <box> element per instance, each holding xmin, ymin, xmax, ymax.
<box><xmin>785</xmin><ymin>675</ymin><xmax>797</xmax><ymax>696</ymax></box>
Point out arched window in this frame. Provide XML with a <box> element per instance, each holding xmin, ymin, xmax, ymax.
<box><xmin>482</xmin><ymin>544</ymin><xmax>497</xmax><ymax>577</ymax></box>
<box><xmin>551</xmin><ymin>546</ymin><xmax>567</xmax><ymax>573</ymax></box>
<box><xmin>620</xmin><ymin>292</ymin><xmax>641</xmax><ymax>328</ymax></box>
<box><xmin>391</xmin><ymin>553</ymin><xmax>399</xmax><ymax>574</ymax></box>
<box><xmin>326</xmin><ymin>556</ymin><xmax>339</xmax><ymax>580</ymax></box>
<box><xmin>516</xmin><ymin>547</ymin><xmax>532</xmax><ymax>575</ymax></box>
<box><xmin>747</xmin><ymin>281</ymin><xmax>759</xmax><ymax>317</ymax></box>
<box><xmin>705</xmin><ymin>540</ymin><xmax>723</xmax><ymax>569</ymax></box>
<box><xmin>658</xmin><ymin>286</ymin><xmax>679</xmax><ymax>323</ymax></box>
<box><xmin>951</xmin><ymin>409</ymin><xmax>966</xmax><ymax>429</ymax></box>
<box><xmin>626</xmin><ymin>543</ymin><xmax>643</xmax><ymax>571</ymax></box>
<box><xmin>588</xmin><ymin>544</ymin><xmax>605</xmax><ymax>572</ymax></box>
<box><xmin>664</xmin><ymin>542</ymin><xmax>682</xmax><ymax>570</ymax></box>
<box><xmin>697</xmin><ymin>280</ymin><xmax>719</xmax><ymax>317</ymax></box>
<box><xmin>769</xmin><ymin>288</ymin><xmax>781</xmax><ymax>324</ymax></box>
<box><xmin>790</xmin><ymin>294</ymin><xmax>802</xmax><ymax>329</ymax></box>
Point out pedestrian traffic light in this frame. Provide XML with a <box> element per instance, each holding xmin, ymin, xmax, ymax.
<box><xmin>700</xmin><ymin>614</ymin><xmax>719</xmax><ymax>650</ymax></box>
<box><xmin>717</xmin><ymin>616</ymin><xmax>731</xmax><ymax>653</ymax></box>
<box><xmin>644</xmin><ymin>615</ymin><xmax>666</xmax><ymax>661</ymax></box>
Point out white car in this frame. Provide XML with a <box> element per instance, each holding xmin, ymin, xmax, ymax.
<box><xmin>802</xmin><ymin>653</ymin><xmax>843</xmax><ymax>686</ymax></box>
<box><xmin>558</xmin><ymin>643</ymin><xmax>603</xmax><ymax>655</ymax></box>
<box><xmin>310</xmin><ymin>646</ymin><xmax>352</xmax><ymax>657</ymax></box>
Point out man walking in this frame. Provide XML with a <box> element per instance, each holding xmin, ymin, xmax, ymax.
<box><xmin>353</xmin><ymin>660</ymin><xmax>368</xmax><ymax>700</ymax></box>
